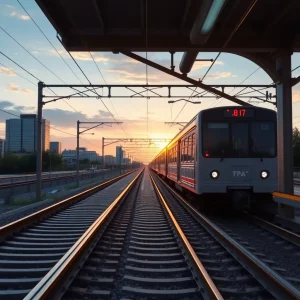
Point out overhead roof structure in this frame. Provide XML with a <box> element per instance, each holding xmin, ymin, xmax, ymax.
<box><xmin>36</xmin><ymin>0</ymin><xmax>300</xmax><ymax>53</ymax></box>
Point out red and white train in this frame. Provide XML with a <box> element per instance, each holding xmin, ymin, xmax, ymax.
<box><xmin>149</xmin><ymin>106</ymin><xmax>277</xmax><ymax>208</ymax></box>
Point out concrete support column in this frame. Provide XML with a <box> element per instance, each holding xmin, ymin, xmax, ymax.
<box><xmin>276</xmin><ymin>53</ymin><xmax>294</xmax><ymax>218</ymax></box>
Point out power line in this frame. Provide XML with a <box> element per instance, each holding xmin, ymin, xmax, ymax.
<box><xmin>16</xmin><ymin>0</ymin><xmax>84</xmax><ymax>84</ymax></box>
<box><xmin>1</xmin><ymin>25</ymin><xmax>89</xmax><ymax>119</ymax></box>
<box><xmin>65</xmin><ymin>51</ymin><xmax>129</xmax><ymax>137</ymax></box>
<box><xmin>67</xmin><ymin>52</ymin><xmax>92</xmax><ymax>85</ymax></box>
<box><xmin>292</xmin><ymin>65</ymin><xmax>300</xmax><ymax>72</ymax></box>
<box><xmin>89</xmin><ymin>52</ymin><xmax>120</xmax><ymax>119</ymax></box>
<box><xmin>0</xmin><ymin>25</ymin><xmax>67</xmax><ymax>84</ymax></box>
<box><xmin>201</xmin><ymin>52</ymin><xmax>221</xmax><ymax>82</ymax></box>
<box><xmin>0</xmin><ymin>51</ymin><xmax>40</xmax><ymax>82</ymax></box>
<box><xmin>172</xmin><ymin>52</ymin><xmax>221</xmax><ymax>123</ymax></box>
<box><xmin>212</xmin><ymin>66</ymin><xmax>261</xmax><ymax>108</ymax></box>
<box><xmin>0</xmin><ymin>107</ymin><xmax>75</xmax><ymax>136</ymax></box>
<box><xmin>89</xmin><ymin>52</ymin><xmax>107</xmax><ymax>84</ymax></box>
<box><xmin>0</xmin><ymin>51</ymin><xmax>84</xmax><ymax>119</ymax></box>
<box><xmin>0</xmin><ymin>62</ymin><xmax>36</xmax><ymax>86</ymax></box>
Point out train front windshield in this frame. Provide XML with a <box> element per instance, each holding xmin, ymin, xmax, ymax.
<box><xmin>202</xmin><ymin>109</ymin><xmax>276</xmax><ymax>158</ymax></box>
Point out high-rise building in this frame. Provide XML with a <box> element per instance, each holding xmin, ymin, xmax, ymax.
<box><xmin>50</xmin><ymin>141</ymin><xmax>62</xmax><ymax>154</ymax></box>
<box><xmin>5</xmin><ymin>114</ymin><xmax>50</xmax><ymax>153</ymax></box>
<box><xmin>116</xmin><ymin>146</ymin><xmax>124</xmax><ymax>165</ymax></box>
<box><xmin>0</xmin><ymin>138</ymin><xmax>5</xmax><ymax>157</ymax></box>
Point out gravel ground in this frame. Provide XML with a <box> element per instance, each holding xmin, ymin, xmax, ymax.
<box><xmin>207</xmin><ymin>214</ymin><xmax>300</xmax><ymax>289</ymax></box>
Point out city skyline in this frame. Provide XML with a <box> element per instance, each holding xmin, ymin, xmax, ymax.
<box><xmin>1</xmin><ymin>1</ymin><xmax>300</xmax><ymax>163</ymax></box>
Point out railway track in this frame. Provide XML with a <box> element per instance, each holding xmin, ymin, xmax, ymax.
<box><xmin>3</xmin><ymin>167</ymin><xmax>300</xmax><ymax>299</ymax></box>
<box><xmin>151</xmin><ymin>171</ymin><xmax>300</xmax><ymax>299</ymax></box>
<box><xmin>25</xmin><ymin>168</ymin><xmax>221</xmax><ymax>300</ymax></box>
<box><xmin>0</xmin><ymin>169</ymin><xmax>139</xmax><ymax>299</ymax></box>
<box><xmin>0</xmin><ymin>169</ymin><xmax>116</xmax><ymax>189</ymax></box>
<box><xmin>205</xmin><ymin>211</ymin><xmax>300</xmax><ymax>289</ymax></box>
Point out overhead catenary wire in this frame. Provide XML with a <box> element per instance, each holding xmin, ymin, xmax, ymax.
<box><xmin>0</xmin><ymin>51</ymin><xmax>40</xmax><ymax>82</ymax></box>
<box><xmin>0</xmin><ymin>25</ymin><xmax>67</xmax><ymax>84</ymax></box>
<box><xmin>212</xmin><ymin>66</ymin><xmax>261</xmax><ymax>108</ymax></box>
<box><xmin>172</xmin><ymin>52</ymin><xmax>222</xmax><ymax>124</ymax></box>
<box><xmin>201</xmin><ymin>52</ymin><xmax>221</xmax><ymax>82</ymax></box>
<box><xmin>1</xmin><ymin>52</ymin><xmax>85</xmax><ymax>119</ymax></box>
<box><xmin>89</xmin><ymin>52</ymin><xmax>121</xmax><ymax>120</ymax></box>
<box><xmin>0</xmin><ymin>107</ymin><xmax>74</xmax><ymax>136</ymax></box>
<box><xmin>66</xmin><ymin>50</ymin><xmax>130</xmax><ymax>137</ymax></box>
<box><xmin>0</xmin><ymin>43</ymin><xmax>85</xmax><ymax>120</ymax></box>
<box><xmin>16</xmin><ymin>0</ymin><xmax>84</xmax><ymax>85</ymax></box>
<box><xmin>0</xmin><ymin>24</ymin><xmax>94</xmax><ymax>119</ymax></box>
<box><xmin>0</xmin><ymin>107</ymin><xmax>102</xmax><ymax>150</ymax></box>
<box><xmin>0</xmin><ymin>62</ymin><xmax>37</xmax><ymax>86</ymax></box>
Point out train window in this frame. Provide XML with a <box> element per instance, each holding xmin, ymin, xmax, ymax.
<box><xmin>232</xmin><ymin>123</ymin><xmax>249</xmax><ymax>157</ymax></box>
<box><xmin>203</xmin><ymin>122</ymin><xmax>230</xmax><ymax>157</ymax></box>
<box><xmin>251</xmin><ymin>122</ymin><xmax>276</xmax><ymax>157</ymax></box>
<box><xmin>193</xmin><ymin>134</ymin><xmax>196</xmax><ymax>161</ymax></box>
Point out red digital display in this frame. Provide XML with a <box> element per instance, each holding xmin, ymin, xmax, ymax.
<box><xmin>224</xmin><ymin>108</ymin><xmax>254</xmax><ymax>118</ymax></box>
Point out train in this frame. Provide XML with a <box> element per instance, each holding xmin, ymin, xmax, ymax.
<box><xmin>150</xmin><ymin>106</ymin><xmax>277</xmax><ymax>209</ymax></box>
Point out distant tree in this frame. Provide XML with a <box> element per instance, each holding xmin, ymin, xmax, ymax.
<box><xmin>0</xmin><ymin>153</ymin><xmax>19</xmax><ymax>174</ymax></box>
<box><xmin>42</xmin><ymin>151</ymin><xmax>63</xmax><ymax>171</ymax></box>
<box><xmin>0</xmin><ymin>151</ymin><xmax>63</xmax><ymax>174</ymax></box>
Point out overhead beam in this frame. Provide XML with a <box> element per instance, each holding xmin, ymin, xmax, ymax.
<box><xmin>292</xmin><ymin>76</ymin><xmax>300</xmax><ymax>87</ymax></box>
<box><xmin>120</xmin><ymin>51</ymin><xmax>252</xmax><ymax>106</ymax></box>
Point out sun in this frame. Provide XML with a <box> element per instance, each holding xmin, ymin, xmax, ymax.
<box><xmin>155</xmin><ymin>141</ymin><xmax>169</xmax><ymax>150</ymax></box>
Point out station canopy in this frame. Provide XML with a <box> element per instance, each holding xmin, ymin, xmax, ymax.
<box><xmin>36</xmin><ymin>0</ymin><xmax>300</xmax><ymax>53</ymax></box>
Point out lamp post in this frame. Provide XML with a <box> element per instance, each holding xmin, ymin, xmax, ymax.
<box><xmin>76</xmin><ymin>121</ymin><xmax>122</xmax><ymax>187</ymax></box>
<box><xmin>76</xmin><ymin>124</ymin><xmax>95</xmax><ymax>187</ymax></box>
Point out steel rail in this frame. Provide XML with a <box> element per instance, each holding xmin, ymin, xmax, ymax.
<box><xmin>24</xmin><ymin>168</ymin><xmax>144</xmax><ymax>300</ymax></box>
<box><xmin>149</xmin><ymin>172</ymin><xmax>223</xmax><ymax>300</ymax></box>
<box><xmin>0</xmin><ymin>169</ymin><xmax>138</xmax><ymax>241</ymax></box>
<box><xmin>1</xmin><ymin>178</ymin><xmax>299</xmax><ymax>190</ymax></box>
<box><xmin>0</xmin><ymin>174</ymin><xmax>77</xmax><ymax>189</ymax></box>
<box><xmin>242</xmin><ymin>211</ymin><xmax>300</xmax><ymax>247</ymax></box>
<box><xmin>0</xmin><ymin>170</ymin><xmax>109</xmax><ymax>189</ymax></box>
<box><xmin>151</xmin><ymin>171</ymin><xmax>300</xmax><ymax>300</ymax></box>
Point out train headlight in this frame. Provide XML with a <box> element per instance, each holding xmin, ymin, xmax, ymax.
<box><xmin>210</xmin><ymin>170</ymin><xmax>219</xmax><ymax>179</ymax></box>
<box><xmin>260</xmin><ymin>170</ymin><xmax>269</xmax><ymax>179</ymax></box>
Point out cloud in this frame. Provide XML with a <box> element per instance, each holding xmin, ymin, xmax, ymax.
<box><xmin>23</xmin><ymin>88</ymin><xmax>33</xmax><ymax>94</ymax></box>
<box><xmin>9</xmin><ymin>11</ymin><xmax>30</xmax><ymax>20</ymax></box>
<box><xmin>0</xmin><ymin>66</ymin><xmax>16</xmax><ymax>76</ymax></box>
<box><xmin>0</xmin><ymin>101</ymin><xmax>14</xmax><ymax>109</ymax></box>
<box><xmin>107</xmin><ymin>68</ymin><xmax>178</xmax><ymax>84</ymax></box>
<box><xmin>49</xmin><ymin>50</ymin><xmax>110</xmax><ymax>62</ymax></box>
<box><xmin>7</xmin><ymin>83</ymin><xmax>19</xmax><ymax>92</ymax></box>
<box><xmin>7</xmin><ymin>83</ymin><xmax>34</xmax><ymax>94</ymax></box>
<box><xmin>192</xmin><ymin>60</ymin><xmax>224</xmax><ymax>71</ymax></box>
<box><xmin>6</xmin><ymin>5</ymin><xmax>15</xmax><ymax>9</ymax></box>
<box><xmin>206</xmin><ymin>72</ymin><xmax>234</xmax><ymax>80</ymax></box>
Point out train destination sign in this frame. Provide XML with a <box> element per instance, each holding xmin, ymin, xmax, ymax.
<box><xmin>224</xmin><ymin>108</ymin><xmax>254</xmax><ymax>118</ymax></box>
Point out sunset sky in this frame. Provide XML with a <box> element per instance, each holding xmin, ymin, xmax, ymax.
<box><xmin>1</xmin><ymin>1</ymin><xmax>300</xmax><ymax>163</ymax></box>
